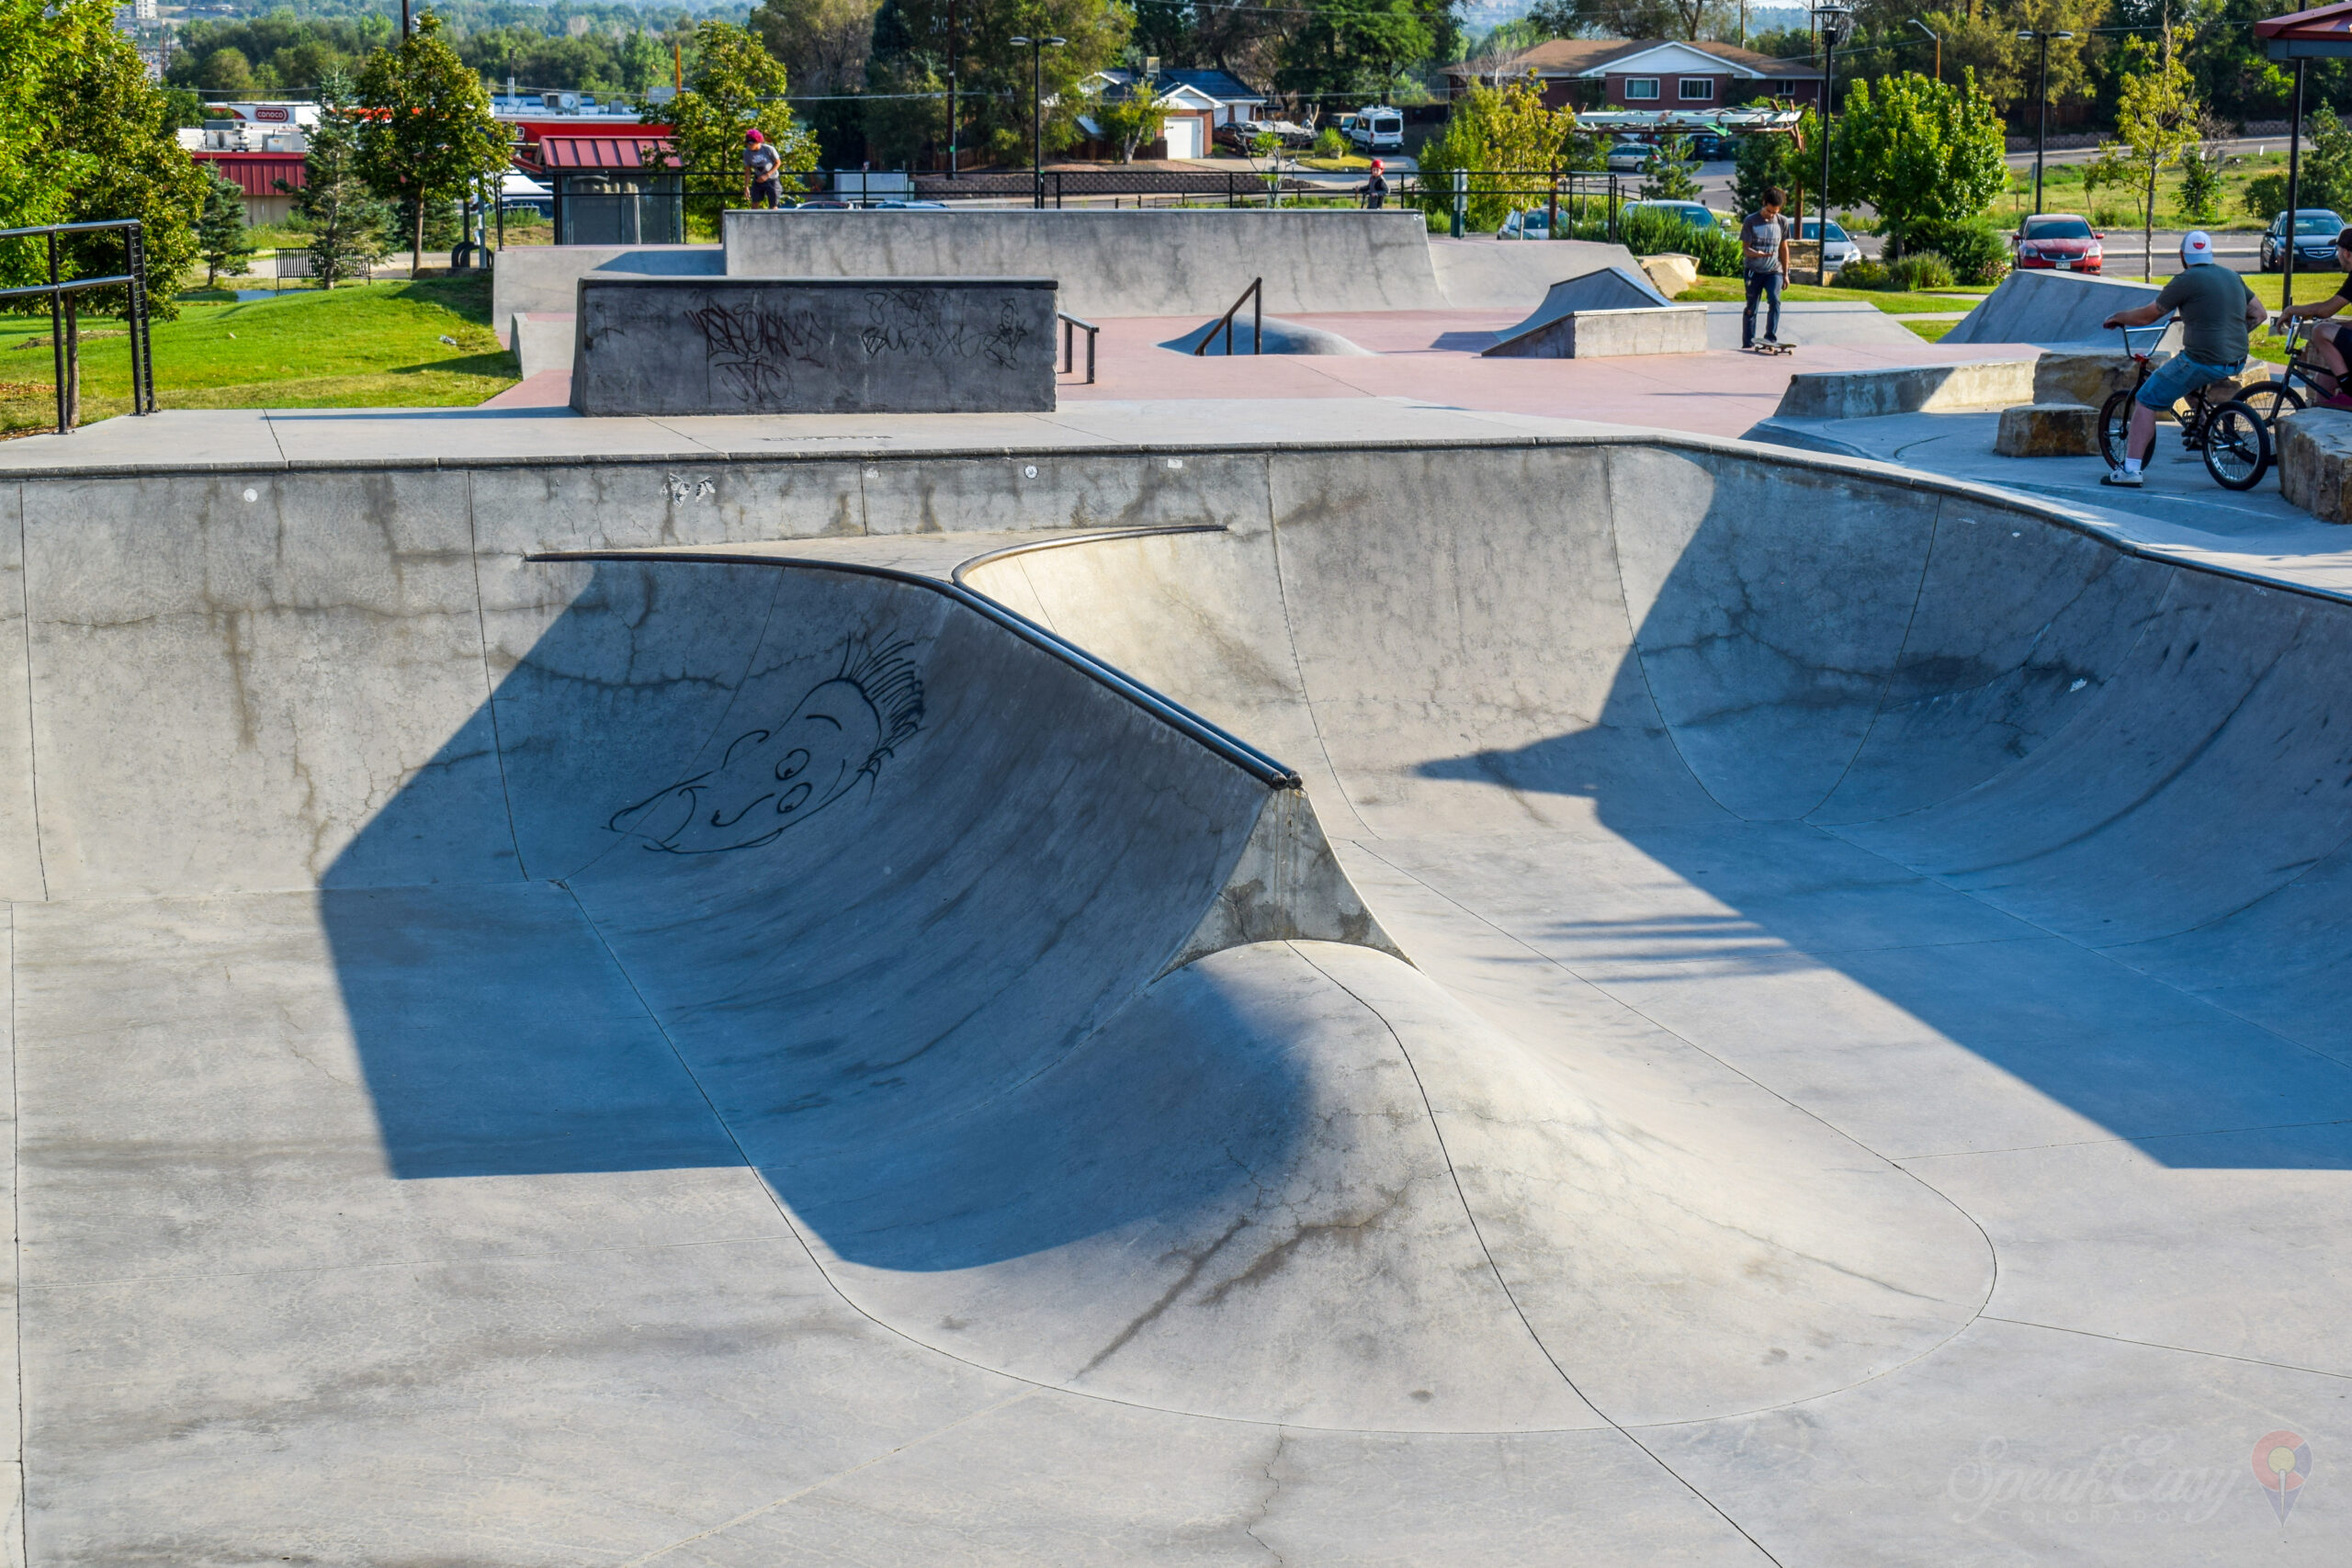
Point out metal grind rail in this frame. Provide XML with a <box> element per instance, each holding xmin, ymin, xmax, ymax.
<box><xmin>0</xmin><ymin>218</ymin><xmax>156</xmax><ymax>435</ymax></box>
<box><xmin>1194</xmin><ymin>276</ymin><xmax>1262</xmax><ymax>356</ymax></box>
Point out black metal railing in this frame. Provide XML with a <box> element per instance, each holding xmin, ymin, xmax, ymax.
<box><xmin>1057</xmin><ymin>310</ymin><xmax>1097</xmax><ymax>383</ymax></box>
<box><xmin>1193</xmin><ymin>276</ymin><xmax>1262</xmax><ymax>357</ymax></box>
<box><xmin>0</xmin><ymin>219</ymin><xmax>155</xmax><ymax>435</ymax></box>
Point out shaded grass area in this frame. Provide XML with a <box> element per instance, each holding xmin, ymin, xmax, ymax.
<box><xmin>1</xmin><ymin>274</ymin><xmax>514</xmax><ymax>435</ymax></box>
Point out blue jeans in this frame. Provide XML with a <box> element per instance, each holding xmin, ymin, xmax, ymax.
<box><xmin>1743</xmin><ymin>270</ymin><xmax>1782</xmax><ymax>345</ymax></box>
<box><xmin>2135</xmin><ymin>351</ymin><xmax>2245</xmax><ymax>409</ymax></box>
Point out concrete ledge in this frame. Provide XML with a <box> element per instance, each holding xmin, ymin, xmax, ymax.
<box><xmin>491</xmin><ymin>243</ymin><xmax>723</xmax><ymax>330</ymax></box>
<box><xmin>1482</xmin><ymin>303</ymin><xmax>1707</xmax><ymax>358</ymax></box>
<box><xmin>1995</xmin><ymin>401</ymin><xmax>2101</xmax><ymax>457</ymax></box>
<box><xmin>570</xmin><ymin>276</ymin><xmax>1057</xmax><ymax>417</ymax></box>
<box><xmin>2280</xmin><ymin>408</ymin><xmax>2352</xmax><ymax>524</ymax></box>
<box><xmin>1773</xmin><ymin>359</ymin><xmax>2037</xmax><ymax>420</ymax></box>
<box><xmin>510</xmin><ymin>311</ymin><xmax>576</xmax><ymax>379</ymax></box>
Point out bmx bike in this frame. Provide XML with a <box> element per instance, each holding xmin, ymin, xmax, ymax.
<box><xmin>2097</xmin><ymin>323</ymin><xmax>2271</xmax><ymax>491</ymax></box>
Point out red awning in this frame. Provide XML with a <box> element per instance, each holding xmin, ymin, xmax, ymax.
<box><xmin>2256</xmin><ymin>2</ymin><xmax>2352</xmax><ymax>53</ymax></box>
<box><xmin>526</xmin><ymin>135</ymin><xmax>676</xmax><ymax>172</ymax></box>
<box><xmin>191</xmin><ymin>151</ymin><xmax>307</xmax><ymax>196</ymax></box>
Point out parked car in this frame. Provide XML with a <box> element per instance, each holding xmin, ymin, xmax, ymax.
<box><xmin>1339</xmin><ymin>107</ymin><xmax>1404</xmax><ymax>152</ymax></box>
<box><xmin>1214</xmin><ymin>118</ymin><xmax>1270</xmax><ymax>152</ymax></box>
<box><xmin>1800</xmin><ymin>218</ymin><xmax>1862</xmax><ymax>275</ymax></box>
<box><xmin>2261</xmin><ymin>209</ymin><xmax>2346</xmax><ymax>271</ymax></box>
<box><xmin>1262</xmin><ymin>119</ymin><xmax>1317</xmax><ymax>148</ymax></box>
<box><xmin>2012</xmin><ymin>212</ymin><xmax>2102</xmax><ymax>273</ymax></box>
<box><xmin>1689</xmin><ymin>132</ymin><xmax>1736</xmax><ymax>161</ymax></box>
<box><xmin>1618</xmin><ymin>199</ymin><xmax>1718</xmax><ymax>231</ymax></box>
<box><xmin>1497</xmin><ymin>208</ymin><xmax>1566</xmax><ymax>240</ymax></box>
<box><xmin>788</xmin><ymin>198</ymin><xmax>855</xmax><ymax>209</ymax></box>
<box><xmin>870</xmin><ymin>199</ymin><xmax>947</xmax><ymax>209</ymax></box>
<box><xmin>1604</xmin><ymin>141</ymin><xmax>1650</xmax><ymax>173</ymax></box>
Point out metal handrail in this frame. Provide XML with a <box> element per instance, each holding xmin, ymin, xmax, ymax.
<box><xmin>1057</xmin><ymin>310</ymin><xmax>1097</xmax><ymax>383</ymax></box>
<box><xmin>1194</xmin><ymin>276</ymin><xmax>1261</xmax><ymax>357</ymax></box>
<box><xmin>0</xmin><ymin>218</ymin><xmax>154</xmax><ymax>434</ymax></box>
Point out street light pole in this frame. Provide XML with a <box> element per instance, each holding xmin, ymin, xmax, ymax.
<box><xmin>946</xmin><ymin>0</ymin><xmax>958</xmax><ymax>180</ymax></box>
<box><xmin>1007</xmin><ymin>35</ymin><xmax>1066</xmax><ymax>210</ymax></box>
<box><xmin>2016</xmin><ymin>28</ymin><xmax>2074</xmax><ymax>216</ymax></box>
<box><xmin>1811</xmin><ymin>0</ymin><xmax>1850</xmax><ymax>286</ymax></box>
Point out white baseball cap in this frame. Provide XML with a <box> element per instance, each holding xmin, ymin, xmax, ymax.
<box><xmin>2180</xmin><ymin>231</ymin><xmax>2217</xmax><ymax>265</ymax></box>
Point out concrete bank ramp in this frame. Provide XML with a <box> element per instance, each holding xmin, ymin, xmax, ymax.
<box><xmin>1425</xmin><ymin>235</ymin><xmax>1644</xmax><ymax>310</ymax></box>
<box><xmin>1943</xmin><ymin>266</ymin><xmax>2178</xmax><ymax>347</ymax></box>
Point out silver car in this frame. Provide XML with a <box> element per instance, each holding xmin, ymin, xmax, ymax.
<box><xmin>1800</xmin><ymin>218</ymin><xmax>1862</xmax><ymax>275</ymax></box>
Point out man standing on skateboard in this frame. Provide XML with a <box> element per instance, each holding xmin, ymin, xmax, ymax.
<box><xmin>1740</xmin><ymin>187</ymin><xmax>1792</xmax><ymax>351</ymax></box>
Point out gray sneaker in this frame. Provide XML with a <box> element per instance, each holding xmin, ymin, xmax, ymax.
<box><xmin>2101</xmin><ymin>468</ymin><xmax>2143</xmax><ymax>488</ymax></box>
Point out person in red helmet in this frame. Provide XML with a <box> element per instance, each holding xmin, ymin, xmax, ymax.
<box><xmin>1359</xmin><ymin>158</ymin><xmax>1388</xmax><ymax>210</ymax></box>
<box><xmin>744</xmin><ymin>129</ymin><xmax>782</xmax><ymax>209</ymax></box>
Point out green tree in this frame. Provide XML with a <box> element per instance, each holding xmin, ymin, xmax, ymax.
<box><xmin>287</xmin><ymin>73</ymin><xmax>390</xmax><ymax>289</ymax></box>
<box><xmin>1096</xmin><ymin>85</ymin><xmax>1169</xmax><ymax>164</ymax></box>
<box><xmin>1915</xmin><ymin>0</ymin><xmax>2107</xmax><ymax>120</ymax></box>
<box><xmin>47</xmin><ymin>0</ymin><xmax>207</xmax><ymax>313</ymax></box>
<box><xmin>863</xmin><ymin>0</ymin><xmax>1131</xmax><ymax>168</ymax></box>
<box><xmin>1732</xmin><ymin>122</ymin><xmax>1805</xmax><ymax>218</ymax></box>
<box><xmin>2243</xmin><ymin>107</ymin><xmax>2352</xmax><ymax>224</ymax></box>
<box><xmin>1640</xmin><ymin>134</ymin><xmax>1701</xmax><ymax>200</ymax></box>
<box><xmin>1526</xmin><ymin>0</ymin><xmax>1724</xmax><ymax>44</ymax></box>
<box><xmin>1830</xmin><ymin>71</ymin><xmax>2006</xmax><ymax>244</ymax></box>
<box><xmin>1280</xmin><ymin>0</ymin><xmax>1434</xmax><ymax>107</ymax></box>
<box><xmin>355</xmin><ymin>14</ymin><xmax>509</xmax><ymax>276</ymax></box>
<box><xmin>670</xmin><ymin>21</ymin><xmax>815</xmax><ymax>225</ymax></box>
<box><xmin>198</xmin><ymin>45</ymin><xmax>258</xmax><ymax>96</ymax></box>
<box><xmin>197</xmin><ymin>172</ymin><xmax>257</xmax><ymax>287</ymax></box>
<box><xmin>2086</xmin><ymin>24</ymin><xmax>2197</xmax><ymax>279</ymax></box>
<box><xmin>1416</xmin><ymin>79</ymin><xmax>1587</xmax><ymax>231</ymax></box>
<box><xmin>2175</xmin><ymin>127</ymin><xmax>2223</xmax><ymax>225</ymax></box>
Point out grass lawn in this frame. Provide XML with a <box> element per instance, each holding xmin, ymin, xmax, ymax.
<box><xmin>1678</xmin><ymin>276</ymin><xmax>1973</xmax><ymax>314</ymax></box>
<box><xmin>1</xmin><ymin>274</ymin><xmax>513</xmax><ymax>437</ymax></box>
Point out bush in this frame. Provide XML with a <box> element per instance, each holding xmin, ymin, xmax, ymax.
<box><xmin>1890</xmin><ymin>251</ymin><xmax>1955</xmax><ymax>290</ymax></box>
<box><xmin>1314</xmin><ymin>127</ymin><xmax>1348</xmax><ymax>159</ymax></box>
<box><xmin>1892</xmin><ymin>217</ymin><xmax>2008</xmax><ymax>286</ymax></box>
<box><xmin>1835</xmin><ymin>257</ymin><xmax>1892</xmax><ymax>289</ymax></box>
<box><xmin>1615</xmin><ymin>205</ymin><xmax>1743</xmax><ymax>276</ymax></box>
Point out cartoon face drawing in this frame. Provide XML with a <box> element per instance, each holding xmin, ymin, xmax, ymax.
<box><xmin>611</xmin><ymin>638</ymin><xmax>923</xmax><ymax>854</ymax></box>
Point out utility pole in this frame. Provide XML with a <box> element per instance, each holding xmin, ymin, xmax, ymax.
<box><xmin>2016</xmin><ymin>28</ymin><xmax>2074</xmax><ymax>215</ymax></box>
<box><xmin>946</xmin><ymin>0</ymin><xmax>958</xmax><ymax>179</ymax></box>
<box><xmin>2286</xmin><ymin>56</ymin><xmax>2308</xmax><ymax>310</ymax></box>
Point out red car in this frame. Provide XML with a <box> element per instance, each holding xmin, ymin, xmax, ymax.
<box><xmin>2013</xmin><ymin>212</ymin><xmax>2103</xmax><ymax>273</ymax></box>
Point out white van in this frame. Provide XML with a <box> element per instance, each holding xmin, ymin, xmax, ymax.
<box><xmin>1340</xmin><ymin>107</ymin><xmax>1405</xmax><ymax>152</ymax></box>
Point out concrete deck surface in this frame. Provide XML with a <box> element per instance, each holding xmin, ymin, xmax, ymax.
<box><xmin>0</xmin><ymin>410</ymin><xmax>2346</xmax><ymax>1563</ymax></box>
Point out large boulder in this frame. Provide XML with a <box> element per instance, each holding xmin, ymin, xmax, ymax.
<box><xmin>1995</xmin><ymin>401</ymin><xmax>2102</xmax><ymax>457</ymax></box>
<box><xmin>1639</xmin><ymin>253</ymin><xmax>1700</xmax><ymax>299</ymax></box>
<box><xmin>2032</xmin><ymin>348</ymin><xmax>2157</xmax><ymax>410</ymax></box>
<box><xmin>2278</xmin><ymin>407</ymin><xmax>2352</xmax><ymax>524</ymax></box>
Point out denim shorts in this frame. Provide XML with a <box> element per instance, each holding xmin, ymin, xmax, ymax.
<box><xmin>2136</xmin><ymin>352</ymin><xmax>2245</xmax><ymax>410</ymax></box>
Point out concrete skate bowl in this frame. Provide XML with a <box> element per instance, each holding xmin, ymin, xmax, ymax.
<box><xmin>17</xmin><ymin>434</ymin><xmax>2352</xmax><ymax>1472</ymax></box>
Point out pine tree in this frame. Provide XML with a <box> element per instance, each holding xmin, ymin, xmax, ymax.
<box><xmin>283</xmin><ymin>70</ymin><xmax>390</xmax><ymax>288</ymax></box>
<box><xmin>196</xmin><ymin>172</ymin><xmax>256</xmax><ymax>288</ymax></box>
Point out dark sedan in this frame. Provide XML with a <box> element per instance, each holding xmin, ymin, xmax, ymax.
<box><xmin>2261</xmin><ymin>209</ymin><xmax>2346</xmax><ymax>272</ymax></box>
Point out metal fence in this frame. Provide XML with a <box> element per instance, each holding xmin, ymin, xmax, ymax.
<box><xmin>0</xmin><ymin>219</ymin><xmax>155</xmax><ymax>435</ymax></box>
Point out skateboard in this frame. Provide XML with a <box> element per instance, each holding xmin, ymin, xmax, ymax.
<box><xmin>1743</xmin><ymin>340</ymin><xmax>1794</xmax><ymax>355</ymax></box>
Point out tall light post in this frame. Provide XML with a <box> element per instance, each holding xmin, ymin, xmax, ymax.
<box><xmin>946</xmin><ymin>0</ymin><xmax>958</xmax><ymax>179</ymax></box>
<box><xmin>1007</xmin><ymin>35</ymin><xmax>1066</xmax><ymax>209</ymax></box>
<box><xmin>2016</xmin><ymin>28</ymin><xmax>2074</xmax><ymax>215</ymax></box>
<box><xmin>1909</xmin><ymin>17</ymin><xmax>1940</xmax><ymax>83</ymax></box>
<box><xmin>1811</xmin><ymin>0</ymin><xmax>1851</xmax><ymax>286</ymax></box>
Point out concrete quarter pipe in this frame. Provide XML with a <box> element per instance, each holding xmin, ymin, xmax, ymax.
<box><xmin>0</xmin><ymin>427</ymin><xmax>2346</xmax><ymax>1562</ymax></box>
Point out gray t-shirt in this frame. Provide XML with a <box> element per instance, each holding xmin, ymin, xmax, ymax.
<box><xmin>2154</xmin><ymin>263</ymin><xmax>2256</xmax><ymax>367</ymax></box>
<box><xmin>745</xmin><ymin>143</ymin><xmax>780</xmax><ymax>180</ymax></box>
<box><xmin>1740</xmin><ymin>213</ymin><xmax>1789</xmax><ymax>275</ymax></box>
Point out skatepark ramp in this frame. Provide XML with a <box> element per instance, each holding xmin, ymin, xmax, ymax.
<box><xmin>1941</xmin><ymin>266</ymin><xmax>2178</xmax><ymax>346</ymax></box>
<box><xmin>6</xmin><ymin>424</ymin><xmax>2351</xmax><ymax>1557</ymax></box>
